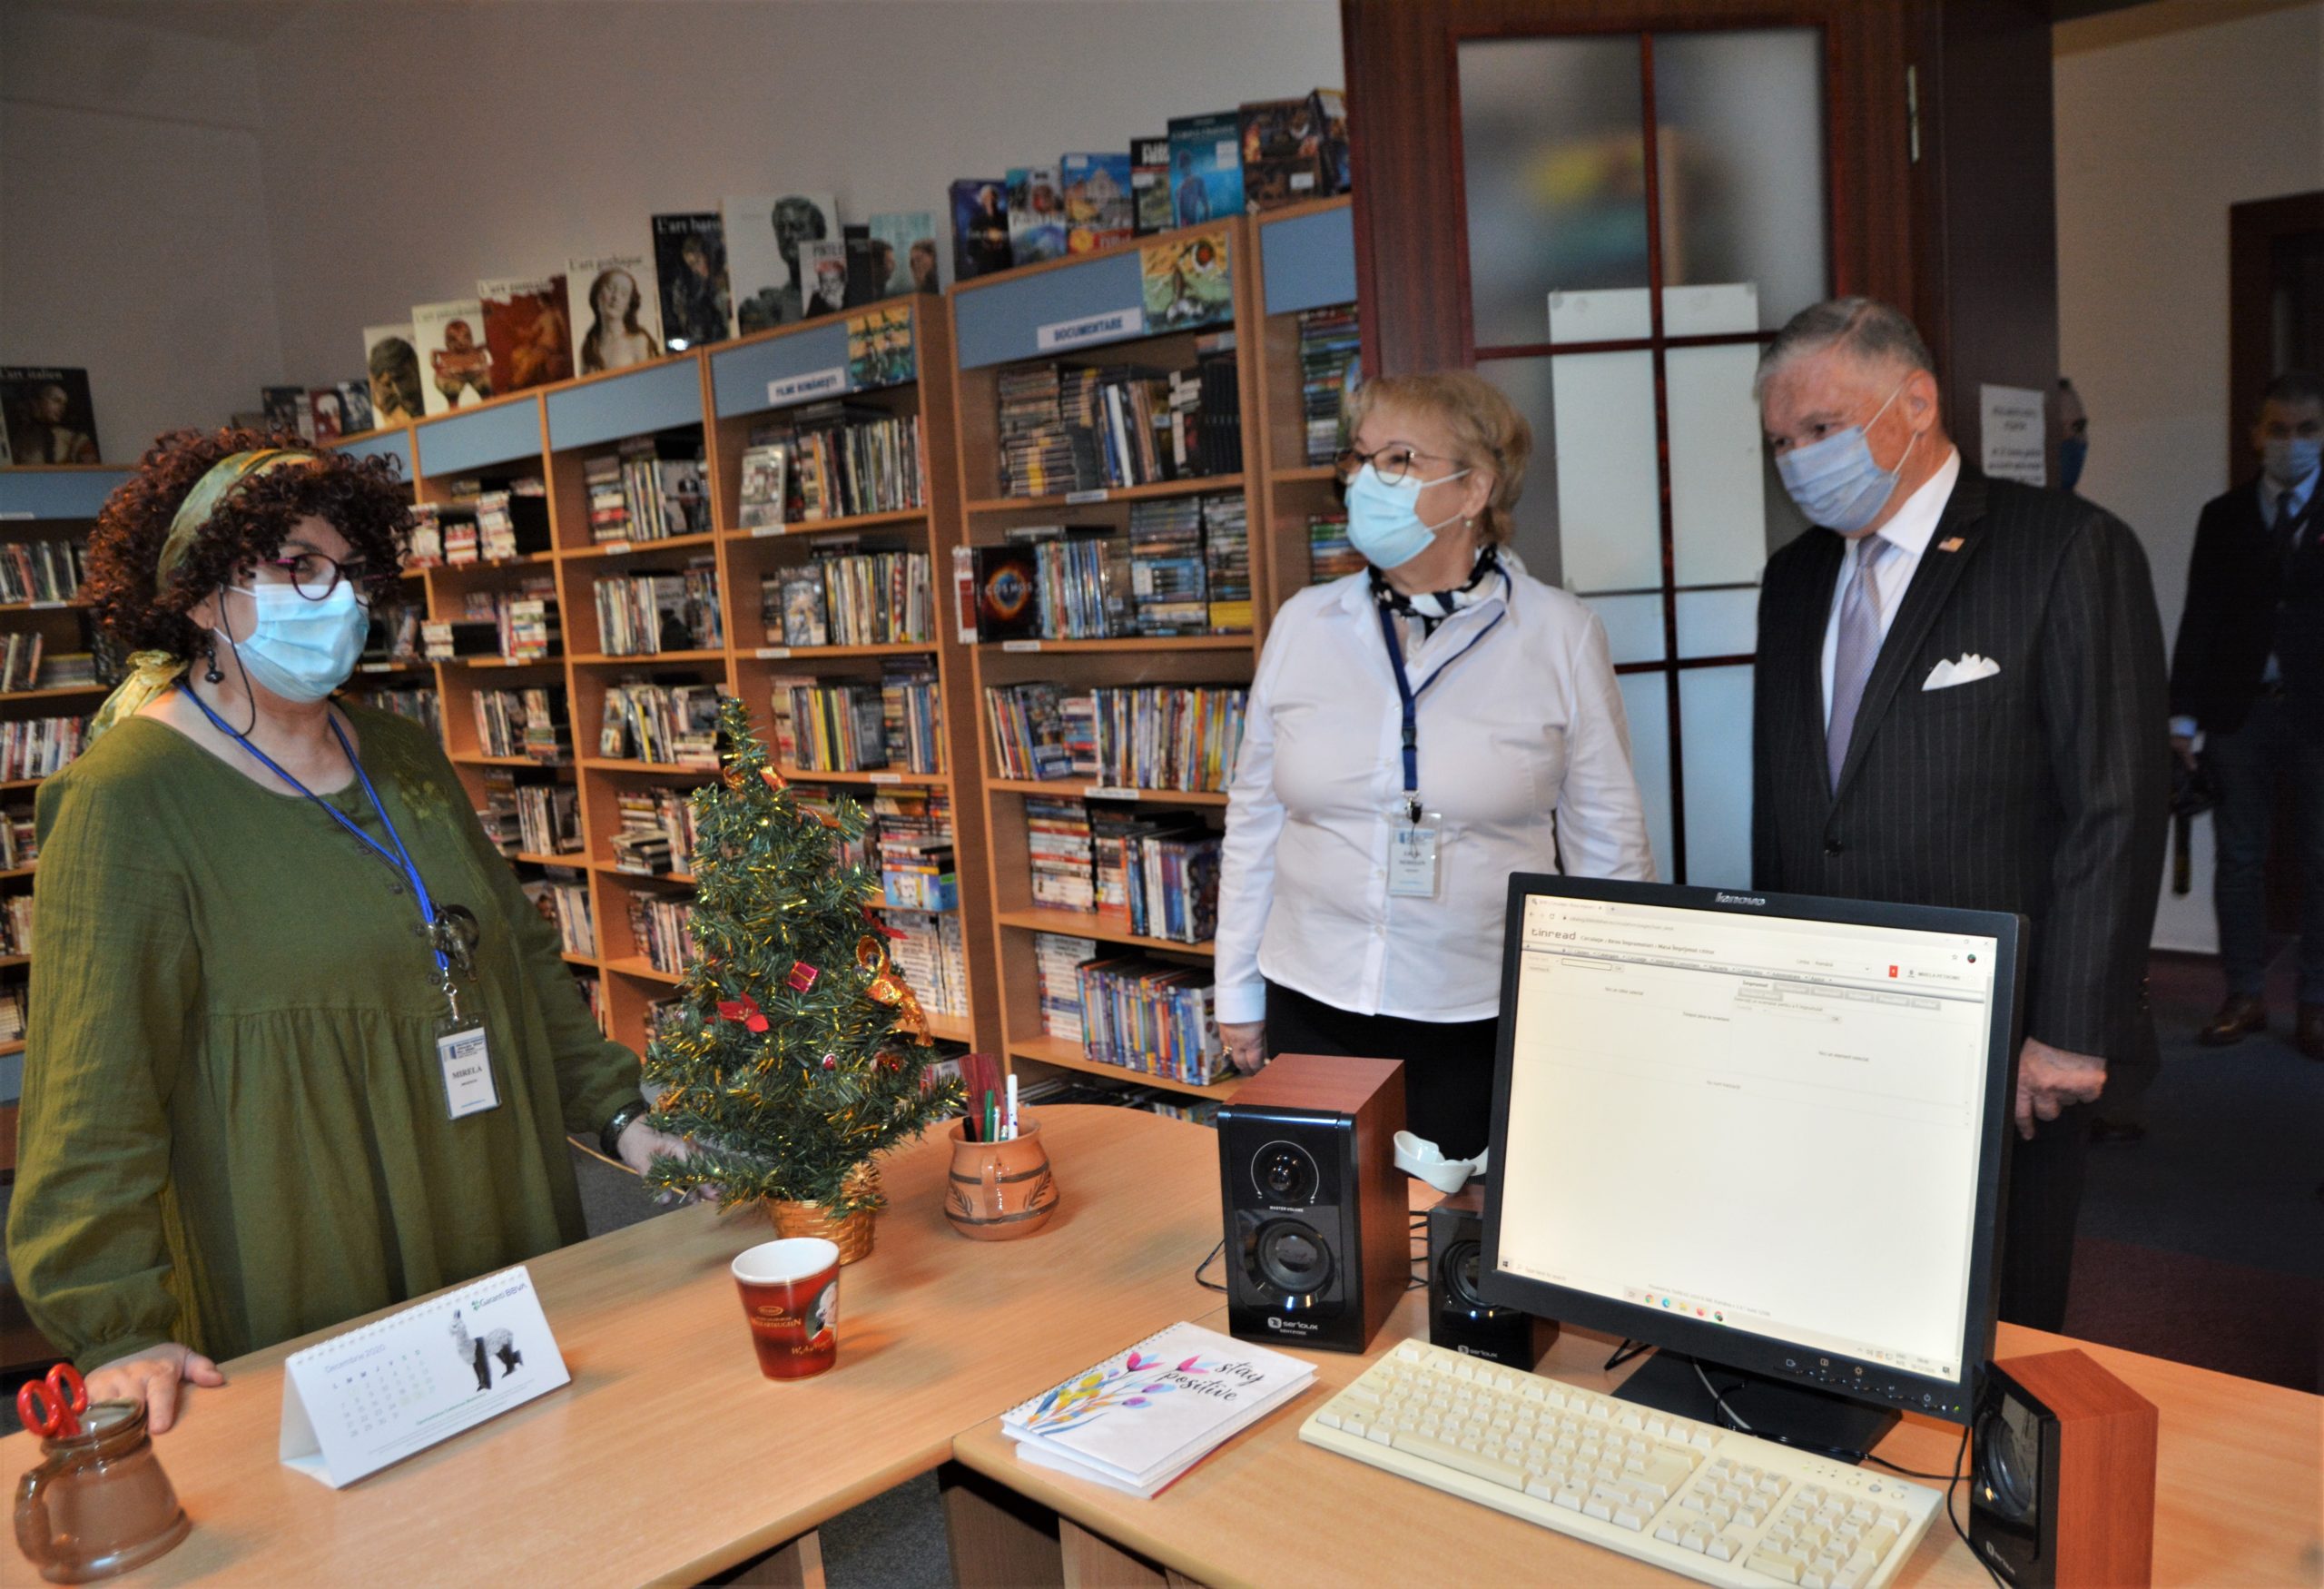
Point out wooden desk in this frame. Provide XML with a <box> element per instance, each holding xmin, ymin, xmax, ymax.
<box><xmin>4</xmin><ymin>1105</ymin><xmax>1222</xmax><ymax>1587</ymax></box>
<box><xmin>947</xmin><ymin>1289</ymin><xmax>2324</xmax><ymax>1588</ymax></box>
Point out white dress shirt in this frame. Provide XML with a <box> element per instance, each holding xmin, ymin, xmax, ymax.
<box><xmin>1819</xmin><ymin>448</ymin><xmax>1962</xmax><ymax>724</ymax></box>
<box><xmin>1214</xmin><ymin>560</ymin><xmax>1653</xmax><ymax>1026</ymax></box>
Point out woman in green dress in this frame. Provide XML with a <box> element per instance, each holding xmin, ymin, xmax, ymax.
<box><xmin>6</xmin><ymin>429</ymin><xmax>686</xmax><ymax>1431</ymax></box>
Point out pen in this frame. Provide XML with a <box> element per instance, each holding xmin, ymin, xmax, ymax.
<box><xmin>1005</xmin><ymin>1073</ymin><xmax>1019</xmax><ymax>1140</ymax></box>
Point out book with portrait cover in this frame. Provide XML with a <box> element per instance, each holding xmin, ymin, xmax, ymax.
<box><xmin>1</xmin><ymin>369</ymin><xmax>100</xmax><ymax>463</ymax></box>
<box><xmin>1166</xmin><ymin>112</ymin><xmax>1244</xmax><ymax>228</ymax></box>
<box><xmin>478</xmin><ymin>276</ymin><xmax>574</xmax><ymax>392</ymax></box>
<box><xmin>1006</xmin><ymin>166</ymin><xmax>1067</xmax><ymax>267</ymax></box>
<box><xmin>728</xmin><ymin>192</ymin><xmax>840</xmax><ymax>333</ymax></box>
<box><xmin>567</xmin><ymin>253</ymin><xmax>664</xmax><ymax>375</ymax></box>
<box><xmin>651</xmin><ymin>212</ymin><xmax>733</xmax><ymax>352</ymax></box>
<box><xmin>330</xmin><ymin>381</ymin><xmax>374</xmax><ymax>438</ymax></box>
<box><xmin>1238</xmin><ymin>98</ymin><xmax>1328</xmax><ymax>212</ymax></box>
<box><xmin>798</xmin><ymin>239</ymin><xmax>851</xmax><ymax>319</ymax></box>
<box><xmin>363</xmin><ymin>325</ymin><xmax>425</xmax><ymax>427</ymax></box>
<box><xmin>1060</xmin><ymin>152</ymin><xmax>1134</xmax><ymax>255</ymax></box>
<box><xmin>412</xmin><ymin>298</ymin><xmax>495</xmax><ymax>416</ymax></box>
<box><xmin>868</xmin><ymin>211</ymin><xmax>940</xmax><ymax>296</ymax></box>
<box><xmin>950</xmin><ymin>180</ymin><xmax>1012</xmax><ymax>281</ymax></box>
<box><xmin>261</xmin><ymin>384</ymin><xmax>313</xmax><ymax>439</ymax></box>
<box><xmin>1129</xmin><ymin>137</ymin><xmax>1173</xmax><ymax>236</ymax></box>
<box><xmin>308</xmin><ymin>387</ymin><xmax>350</xmax><ymax>442</ymax></box>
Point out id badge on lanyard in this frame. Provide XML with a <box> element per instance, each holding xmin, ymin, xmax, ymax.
<box><xmin>1387</xmin><ymin>813</ymin><xmax>1442</xmax><ymax>898</ymax></box>
<box><xmin>1377</xmin><ymin>602</ymin><xmax>1503</xmax><ymax>903</ymax></box>
<box><xmin>429</xmin><ymin>906</ymin><xmax>499</xmax><ymax>1120</ymax></box>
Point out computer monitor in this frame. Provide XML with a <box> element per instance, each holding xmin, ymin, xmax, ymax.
<box><xmin>1479</xmin><ymin>874</ymin><xmax>2024</xmax><ymax>1457</ymax></box>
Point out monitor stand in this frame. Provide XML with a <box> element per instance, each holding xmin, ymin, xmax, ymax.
<box><xmin>1610</xmin><ymin>1350</ymin><xmax>1899</xmax><ymax>1461</ymax></box>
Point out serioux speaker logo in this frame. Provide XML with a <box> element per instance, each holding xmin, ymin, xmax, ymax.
<box><xmin>1265</xmin><ymin>1317</ymin><xmax>1316</xmax><ymax>1333</ymax></box>
<box><xmin>1715</xmin><ymin>893</ymin><xmax>1768</xmax><ymax>907</ymax></box>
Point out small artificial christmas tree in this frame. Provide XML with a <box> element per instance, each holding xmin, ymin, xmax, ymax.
<box><xmin>640</xmin><ymin>696</ymin><xmax>963</xmax><ymax>1213</ymax></box>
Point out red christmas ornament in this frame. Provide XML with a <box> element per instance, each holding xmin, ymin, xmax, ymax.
<box><xmin>716</xmin><ymin>995</ymin><xmax>770</xmax><ymax>1033</ymax></box>
<box><xmin>787</xmin><ymin>960</ymin><xmax>820</xmax><ymax>992</ymax></box>
<box><xmin>821</xmin><ymin>1053</ymin><xmax>838</xmax><ymax>1071</ymax></box>
<box><xmin>761</xmin><ymin>765</ymin><xmax>789</xmax><ymax>794</ymax></box>
<box><xmin>862</xmin><ymin>904</ymin><xmax>905</xmax><ymax>941</ymax></box>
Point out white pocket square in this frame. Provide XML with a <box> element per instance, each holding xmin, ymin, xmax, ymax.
<box><xmin>1924</xmin><ymin>654</ymin><xmax>2000</xmax><ymax>691</ymax></box>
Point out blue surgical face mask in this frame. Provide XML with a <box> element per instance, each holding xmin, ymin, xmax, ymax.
<box><xmin>1344</xmin><ymin>461</ymin><xmax>1472</xmax><ymax>570</ymax></box>
<box><xmin>1775</xmin><ymin>378</ymin><xmax>1919</xmax><ymax>534</ymax></box>
<box><xmin>217</xmin><ymin>581</ymin><xmax>369</xmax><ymax>703</ymax></box>
<box><xmin>2264</xmin><ymin>436</ymin><xmax>2321</xmax><ymax>489</ymax></box>
<box><xmin>2059</xmin><ymin>435</ymin><xmax>2088</xmax><ymax>494</ymax></box>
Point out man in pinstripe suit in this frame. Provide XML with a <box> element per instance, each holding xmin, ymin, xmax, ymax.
<box><xmin>1750</xmin><ymin>300</ymin><xmax>2169</xmax><ymax>1332</ymax></box>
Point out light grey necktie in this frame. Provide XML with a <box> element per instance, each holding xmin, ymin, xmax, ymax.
<box><xmin>1827</xmin><ymin>535</ymin><xmax>1896</xmax><ymax>790</ymax></box>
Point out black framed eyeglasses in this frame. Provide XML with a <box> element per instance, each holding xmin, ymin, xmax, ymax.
<box><xmin>267</xmin><ymin>550</ymin><xmax>376</xmax><ymax>602</ymax></box>
<box><xmin>1333</xmin><ymin>444</ymin><xmax>1455</xmax><ymax>487</ymax></box>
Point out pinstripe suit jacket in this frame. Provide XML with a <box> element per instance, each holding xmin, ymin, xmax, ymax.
<box><xmin>1751</xmin><ymin>468</ymin><xmax>2169</xmax><ymax>1061</ymax></box>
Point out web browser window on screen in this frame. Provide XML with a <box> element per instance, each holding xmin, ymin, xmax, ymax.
<box><xmin>1494</xmin><ymin>893</ymin><xmax>2000</xmax><ymax>1381</ymax></box>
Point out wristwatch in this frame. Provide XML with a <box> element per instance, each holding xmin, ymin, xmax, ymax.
<box><xmin>599</xmin><ymin>1100</ymin><xmax>650</xmax><ymax>1161</ymax></box>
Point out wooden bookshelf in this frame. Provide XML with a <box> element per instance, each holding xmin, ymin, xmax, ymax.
<box><xmin>1250</xmin><ymin>196</ymin><xmax>1359</xmax><ymax>636</ymax></box>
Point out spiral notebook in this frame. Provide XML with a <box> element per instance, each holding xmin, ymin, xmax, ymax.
<box><xmin>1001</xmin><ymin>1321</ymin><xmax>1315</xmax><ymax>1497</ymax></box>
<box><xmin>279</xmin><ymin>1266</ymin><xmax>569</xmax><ymax>1488</ymax></box>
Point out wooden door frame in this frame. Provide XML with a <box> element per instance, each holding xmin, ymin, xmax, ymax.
<box><xmin>2228</xmin><ymin>189</ymin><xmax>2324</xmax><ymax>480</ymax></box>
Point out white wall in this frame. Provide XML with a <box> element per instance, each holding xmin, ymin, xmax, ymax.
<box><xmin>0</xmin><ymin>5</ymin><xmax>289</xmax><ymax>461</ymax></box>
<box><xmin>2054</xmin><ymin>0</ymin><xmax>2324</xmax><ymax>952</ymax></box>
<box><xmin>251</xmin><ymin>0</ymin><xmax>1343</xmax><ymax>383</ymax></box>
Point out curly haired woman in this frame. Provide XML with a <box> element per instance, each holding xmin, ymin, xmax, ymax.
<box><xmin>5</xmin><ymin>429</ymin><xmax>684</xmax><ymax>1432</ymax></box>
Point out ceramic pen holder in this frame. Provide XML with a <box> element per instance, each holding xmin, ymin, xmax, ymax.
<box><xmin>944</xmin><ymin>1115</ymin><xmax>1059</xmax><ymax>1239</ymax></box>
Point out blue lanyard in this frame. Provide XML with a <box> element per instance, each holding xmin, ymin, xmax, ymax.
<box><xmin>179</xmin><ymin>685</ymin><xmax>447</xmax><ymax>973</ymax></box>
<box><xmin>1375</xmin><ymin>592</ymin><xmax>1508</xmax><ymax>824</ymax></box>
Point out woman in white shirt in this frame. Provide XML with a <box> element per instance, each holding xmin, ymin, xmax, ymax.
<box><xmin>1215</xmin><ymin>372</ymin><xmax>1652</xmax><ymax>1156</ymax></box>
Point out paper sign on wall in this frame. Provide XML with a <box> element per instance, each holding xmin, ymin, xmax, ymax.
<box><xmin>280</xmin><ymin>1267</ymin><xmax>568</xmax><ymax>1488</ymax></box>
<box><xmin>1979</xmin><ymin>384</ymin><xmax>2047</xmax><ymax>486</ymax></box>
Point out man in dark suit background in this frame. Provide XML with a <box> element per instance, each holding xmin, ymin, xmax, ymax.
<box><xmin>2167</xmin><ymin>370</ymin><xmax>2324</xmax><ymax>1055</ymax></box>
<box><xmin>1751</xmin><ymin>299</ymin><xmax>2169</xmax><ymax>1332</ymax></box>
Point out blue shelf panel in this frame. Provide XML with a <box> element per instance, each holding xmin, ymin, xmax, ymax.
<box><xmin>416</xmin><ymin>399</ymin><xmax>544</xmax><ymax>479</ymax></box>
<box><xmin>546</xmin><ymin>360</ymin><xmax>704</xmax><ymax>451</ymax></box>
<box><xmin>0</xmin><ymin>1048</ymin><xmax>18</xmax><ymax>1106</ymax></box>
<box><xmin>0</xmin><ymin>469</ymin><xmax>132</xmax><ymax>521</ymax></box>
<box><xmin>337</xmin><ymin>429</ymin><xmax>411</xmax><ymax>479</ymax></box>
<box><xmin>711</xmin><ymin>321</ymin><xmax>855</xmax><ymax>419</ymax></box>
<box><xmin>955</xmin><ymin>251</ymin><xmax>1152</xmax><ymax>370</ymax></box>
<box><xmin>1261</xmin><ymin>206</ymin><xmax>1357</xmax><ymax>318</ymax></box>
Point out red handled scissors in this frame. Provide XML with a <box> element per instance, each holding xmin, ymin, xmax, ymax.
<box><xmin>17</xmin><ymin>1362</ymin><xmax>88</xmax><ymax>1438</ymax></box>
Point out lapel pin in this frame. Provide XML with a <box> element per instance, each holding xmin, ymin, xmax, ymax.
<box><xmin>1938</xmin><ymin>537</ymin><xmax>1965</xmax><ymax>553</ymax></box>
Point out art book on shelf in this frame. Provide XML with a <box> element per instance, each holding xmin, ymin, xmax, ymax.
<box><xmin>1129</xmin><ymin>136</ymin><xmax>1173</xmax><ymax>236</ymax></box>
<box><xmin>261</xmin><ymin>384</ymin><xmax>313</xmax><ymax>439</ymax></box>
<box><xmin>799</xmin><ymin>238</ymin><xmax>851</xmax><ymax>318</ymax></box>
<box><xmin>0</xmin><ymin>367</ymin><xmax>101</xmax><ymax>464</ymax></box>
<box><xmin>651</xmin><ymin>212</ymin><xmax>733</xmax><ymax>352</ymax></box>
<box><xmin>1238</xmin><ymin>97</ymin><xmax>1329</xmax><ymax>211</ymax></box>
<box><xmin>1059</xmin><ymin>152</ymin><xmax>1134</xmax><ymax>254</ymax></box>
<box><xmin>1311</xmin><ymin>87</ymin><xmax>1352</xmax><ymax>194</ymax></box>
<box><xmin>846</xmin><ymin>304</ymin><xmax>915</xmax><ymax>390</ymax></box>
<box><xmin>736</xmin><ymin>442</ymin><xmax>789</xmax><ymax>529</ymax></box>
<box><xmin>1140</xmin><ymin>231</ymin><xmax>1234</xmax><ymax>333</ymax></box>
<box><xmin>1166</xmin><ymin>111</ymin><xmax>1245</xmax><ymax>229</ymax></box>
<box><xmin>412</xmin><ymin>298</ymin><xmax>495</xmax><ymax>415</ymax></box>
<box><xmin>727</xmin><ymin>192</ymin><xmax>840</xmax><ymax>333</ymax></box>
<box><xmin>363</xmin><ymin>324</ymin><xmax>425</xmax><ymax>427</ymax></box>
<box><xmin>568</xmin><ymin>252</ymin><xmax>664</xmax><ymax>374</ymax></box>
<box><xmin>950</xmin><ymin>179</ymin><xmax>1012</xmax><ymax>281</ymax></box>
<box><xmin>1002</xmin><ymin>1321</ymin><xmax>1315</xmax><ymax>1499</ymax></box>
<box><xmin>478</xmin><ymin>276</ymin><xmax>575</xmax><ymax>392</ymax></box>
<box><xmin>1006</xmin><ymin>166</ymin><xmax>1067</xmax><ymax>266</ymax></box>
<box><xmin>868</xmin><ymin>211</ymin><xmax>940</xmax><ymax>295</ymax></box>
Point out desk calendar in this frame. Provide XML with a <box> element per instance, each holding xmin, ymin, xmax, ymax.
<box><xmin>278</xmin><ymin>1266</ymin><xmax>568</xmax><ymax>1488</ymax></box>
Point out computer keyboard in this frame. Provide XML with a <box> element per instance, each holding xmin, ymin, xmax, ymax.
<box><xmin>1299</xmin><ymin>1339</ymin><xmax>1943</xmax><ymax>1588</ymax></box>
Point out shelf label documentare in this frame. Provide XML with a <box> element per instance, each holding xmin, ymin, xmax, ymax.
<box><xmin>767</xmin><ymin>367</ymin><xmax>848</xmax><ymax>405</ymax></box>
<box><xmin>756</xmin><ymin>646</ymin><xmax>792</xmax><ymax>659</ymax></box>
<box><xmin>1001</xmin><ymin>639</ymin><xmax>1042</xmax><ymax>653</ymax></box>
<box><xmin>1064</xmin><ymin>489</ymin><xmax>1110</xmax><ymax>505</ymax></box>
<box><xmin>1037</xmin><ymin>307</ymin><xmax>1146</xmax><ymax>352</ymax></box>
<box><xmin>1084</xmin><ymin>785</ymin><xmax>1140</xmax><ymax>801</ymax></box>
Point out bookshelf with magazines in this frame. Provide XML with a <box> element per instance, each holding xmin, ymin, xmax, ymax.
<box><xmin>946</xmin><ymin>215</ymin><xmax>1275</xmax><ymax>1104</ymax></box>
<box><xmin>0</xmin><ymin>463</ymin><xmax>131</xmax><ymax>1165</ymax></box>
<box><xmin>704</xmin><ymin>296</ymin><xmax>993</xmax><ymax>1051</ymax></box>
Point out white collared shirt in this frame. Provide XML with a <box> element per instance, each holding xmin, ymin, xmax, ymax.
<box><xmin>1213</xmin><ymin>561</ymin><xmax>1653</xmax><ymax>1025</ymax></box>
<box><xmin>1820</xmin><ymin>448</ymin><xmax>1963</xmax><ymax>725</ymax></box>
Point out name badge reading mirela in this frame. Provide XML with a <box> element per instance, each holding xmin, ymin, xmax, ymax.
<box><xmin>438</xmin><ymin>1026</ymin><xmax>500</xmax><ymax>1120</ymax></box>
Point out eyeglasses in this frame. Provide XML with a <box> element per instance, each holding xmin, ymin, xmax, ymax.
<box><xmin>266</xmin><ymin>550</ymin><xmax>375</xmax><ymax>602</ymax></box>
<box><xmin>1334</xmin><ymin>444</ymin><xmax>1456</xmax><ymax>487</ymax></box>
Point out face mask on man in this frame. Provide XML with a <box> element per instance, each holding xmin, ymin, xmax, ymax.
<box><xmin>1775</xmin><ymin>377</ymin><xmax>1920</xmax><ymax>534</ymax></box>
<box><xmin>215</xmin><ymin>580</ymin><xmax>369</xmax><ymax>703</ymax></box>
<box><xmin>2059</xmin><ymin>436</ymin><xmax>2088</xmax><ymax>493</ymax></box>
<box><xmin>1344</xmin><ymin>462</ymin><xmax>1472</xmax><ymax>570</ymax></box>
<box><xmin>2264</xmin><ymin>436</ymin><xmax>2321</xmax><ymax>489</ymax></box>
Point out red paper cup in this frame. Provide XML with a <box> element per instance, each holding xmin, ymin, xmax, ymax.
<box><xmin>731</xmin><ymin>1238</ymin><xmax>842</xmax><ymax>1380</ymax></box>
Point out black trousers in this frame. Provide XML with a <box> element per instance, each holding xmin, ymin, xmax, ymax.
<box><xmin>1996</xmin><ymin>1100</ymin><xmax>2092</xmax><ymax>1334</ymax></box>
<box><xmin>1263</xmin><ymin>980</ymin><xmax>1500</xmax><ymax>1160</ymax></box>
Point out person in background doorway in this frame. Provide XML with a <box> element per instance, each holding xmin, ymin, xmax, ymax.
<box><xmin>1750</xmin><ymin>300</ymin><xmax>2168</xmax><ymax>1332</ymax></box>
<box><xmin>2168</xmin><ymin>370</ymin><xmax>2324</xmax><ymax>1057</ymax></box>
<box><xmin>1214</xmin><ymin>372</ymin><xmax>1652</xmax><ymax>1160</ymax></box>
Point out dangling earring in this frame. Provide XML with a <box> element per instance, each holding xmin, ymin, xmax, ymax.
<box><xmin>202</xmin><ymin>637</ymin><xmax>223</xmax><ymax>684</ymax></box>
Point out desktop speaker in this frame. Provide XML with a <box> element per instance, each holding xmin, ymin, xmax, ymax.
<box><xmin>1968</xmin><ymin>1348</ymin><xmax>2157</xmax><ymax>1588</ymax></box>
<box><xmin>1216</xmin><ymin>1053</ymin><xmax>1406</xmax><ymax>1354</ymax></box>
<box><xmin>1426</xmin><ymin>1187</ymin><xmax>1556</xmax><ymax>1367</ymax></box>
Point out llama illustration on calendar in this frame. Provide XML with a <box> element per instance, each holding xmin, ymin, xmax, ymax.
<box><xmin>449</xmin><ymin>1307</ymin><xmax>523</xmax><ymax>1393</ymax></box>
